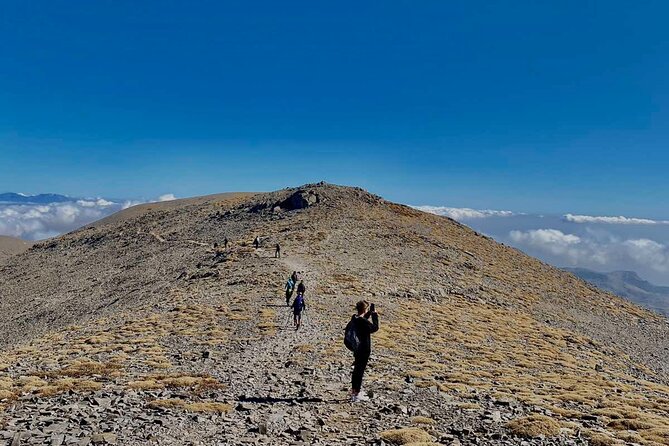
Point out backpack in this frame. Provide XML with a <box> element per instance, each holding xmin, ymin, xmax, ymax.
<box><xmin>344</xmin><ymin>317</ymin><xmax>360</xmax><ymax>353</ymax></box>
<box><xmin>294</xmin><ymin>295</ymin><xmax>305</xmax><ymax>311</ymax></box>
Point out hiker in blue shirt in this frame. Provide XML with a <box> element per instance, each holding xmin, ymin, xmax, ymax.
<box><xmin>291</xmin><ymin>293</ymin><xmax>306</xmax><ymax>330</ymax></box>
<box><xmin>285</xmin><ymin>277</ymin><xmax>295</xmax><ymax>306</ymax></box>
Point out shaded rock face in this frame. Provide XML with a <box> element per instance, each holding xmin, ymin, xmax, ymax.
<box><xmin>278</xmin><ymin>190</ymin><xmax>320</xmax><ymax>211</ymax></box>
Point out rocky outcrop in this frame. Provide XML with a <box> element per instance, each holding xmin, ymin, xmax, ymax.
<box><xmin>277</xmin><ymin>189</ymin><xmax>320</xmax><ymax>211</ymax></box>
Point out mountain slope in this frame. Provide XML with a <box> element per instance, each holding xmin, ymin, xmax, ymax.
<box><xmin>565</xmin><ymin>267</ymin><xmax>669</xmax><ymax>316</ymax></box>
<box><xmin>0</xmin><ymin>183</ymin><xmax>668</xmax><ymax>446</ymax></box>
<box><xmin>0</xmin><ymin>235</ymin><xmax>32</xmax><ymax>263</ymax></box>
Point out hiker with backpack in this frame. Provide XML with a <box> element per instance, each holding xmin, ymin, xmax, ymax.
<box><xmin>344</xmin><ymin>300</ymin><xmax>379</xmax><ymax>403</ymax></box>
<box><xmin>291</xmin><ymin>292</ymin><xmax>306</xmax><ymax>330</ymax></box>
<box><xmin>285</xmin><ymin>277</ymin><xmax>295</xmax><ymax>306</ymax></box>
<box><xmin>296</xmin><ymin>280</ymin><xmax>305</xmax><ymax>296</ymax></box>
<box><xmin>275</xmin><ymin>243</ymin><xmax>281</xmax><ymax>258</ymax></box>
<box><xmin>291</xmin><ymin>271</ymin><xmax>298</xmax><ymax>284</ymax></box>
<box><xmin>253</xmin><ymin>236</ymin><xmax>260</xmax><ymax>249</ymax></box>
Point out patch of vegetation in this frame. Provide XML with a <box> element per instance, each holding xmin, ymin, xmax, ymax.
<box><xmin>507</xmin><ymin>414</ymin><xmax>561</xmax><ymax>438</ymax></box>
<box><xmin>380</xmin><ymin>428</ymin><xmax>433</xmax><ymax>445</ymax></box>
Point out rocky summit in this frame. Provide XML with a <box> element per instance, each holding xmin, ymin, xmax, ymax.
<box><xmin>0</xmin><ymin>183</ymin><xmax>668</xmax><ymax>446</ymax></box>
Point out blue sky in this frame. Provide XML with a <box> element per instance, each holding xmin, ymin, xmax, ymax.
<box><xmin>1</xmin><ymin>1</ymin><xmax>668</xmax><ymax>218</ymax></box>
<box><xmin>0</xmin><ymin>1</ymin><xmax>668</xmax><ymax>284</ymax></box>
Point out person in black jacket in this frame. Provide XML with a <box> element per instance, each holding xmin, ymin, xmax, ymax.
<box><xmin>296</xmin><ymin>280</ymin><xmax>306</xmax><ymax>296</ymax></box>
<box><xmin>350</xmin><ymin>300</ymin><xmax>379</xmax><ymax>402</ymax></box>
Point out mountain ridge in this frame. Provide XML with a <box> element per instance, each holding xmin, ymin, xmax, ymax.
<box><xmin>0</xmin><ymin>192</ymin><xmax>73</xmax><ymax>204</ymax></box>
<box><xmin>564</xmin><ymin>267</ymin><xmax>669</xmax><ymax>316</ymax></box>
<box><xmin>0</xmin><ymin>183</ymin><xmax>668</xmax><ymax>445</ymax></box>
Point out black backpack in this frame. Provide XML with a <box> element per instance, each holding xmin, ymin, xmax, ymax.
<box><xmin>344</xmin><ymin>317</ymin><xmax>360</xmax><ymax>353</ymax></box>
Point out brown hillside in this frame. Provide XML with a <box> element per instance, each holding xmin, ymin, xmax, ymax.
<box><xmin>0</xmin><ymin>235</ymin><xmax>32</xmax><ymax>263</ymax></box>
<box><xmin>0</xmin><ymin>183</ymin><xmax>667</xmax><ymax>445</ymax></box>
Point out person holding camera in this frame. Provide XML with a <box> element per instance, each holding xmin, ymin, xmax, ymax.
<box><xmin>348</xmin><ymin>300</ymin><xmax>379</xmax><ymax>402</ymax></box>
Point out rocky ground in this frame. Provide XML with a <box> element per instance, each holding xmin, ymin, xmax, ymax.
<box><xmin>0</xmin><ymin>183</ymin><xmax>668</xmax><ymax>445</ymax></box>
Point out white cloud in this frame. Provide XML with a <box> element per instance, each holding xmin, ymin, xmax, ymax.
<box><xmin>510</xmin><ymin>229</ymin><xmax>582</xmax><ymax>262</ymax></box>
<box><xmin>564</xmin><ymin>213</ymin><xmax>669</xmax><ymax>225</ymax></box>
<box><xmin>122</xmin><ymin>200</ymin><xmax>143</xmax><ymax>210</ymax></box>
<box><xmin>158</xmin><ymin>194</ymin><xmax>176</xmax><ymax>202</ymax></box>
<box><xmin>0</xmin><ymin>193</ymin><xmax>178</xmax><ymax>240</ymax></box>
<box><xmin>510</xmin><ymin>229</ymin><xmax>581</xmax><ymax>246</ymax></box>
<box><xmin>76</xmin><ymin>198</ymin><xmax>115</xmax><ymax>208</ymax></box>
<box><xmin>414</xmin><ymin>205</ymin><xmax>514</xmax><ymax>220</ymax></box>
<box><xmin>509</xmin><ymin>228</ymin><xmax>669</xmax><ymax>274</ymax></box>
<box><xmin>0</xmin><ymin>201</ymin><xmax>121</xmax><ymax>240</ymax></box>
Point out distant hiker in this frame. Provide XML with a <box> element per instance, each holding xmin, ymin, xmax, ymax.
<box><xmin>344</xmin><ymin>300</ymin><xmax>379</xmax><ymax>403</ymax></box>
<box><xmin>296</xmin><ymin>280</ymin><xmax>305</xmax><ymax>296</ymax></box>
<box><xmin>275</xmin><ymin>244</ymin><xmax>281</xmax><ymax>258</ymax></box>
<box><xmin>224</xmin><ymin>237</ymin><xmax>228</xmax><ymax>250</ymax></box>
<box><xmin>212</xmin><ymin>242</ymin><xmax>224</xmax><ymax>261</ymax></box>
<box><xmin>291</xmin><ymin>293</ymin><xmax>306</xmax><ymax>330</ymax></box>
<box><xmin>253</xmin><ymin>236</ymin><xmax>260</xmax><ymax>249</ymax></box>
<box><xmin>285</xmin><ymin>277</ymin><xmax>295</xmax><ymax>306</ymax></box>
<box><xmin>291</xmin><ymin>271</ymin><xmax>298</xmax><ymax>284</ymax></box>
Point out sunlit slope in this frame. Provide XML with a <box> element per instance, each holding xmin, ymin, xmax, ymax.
<box><xmin>0</xmin><ymin>183</ymin><xmax>667</xmax><ymax>445</ymax></box>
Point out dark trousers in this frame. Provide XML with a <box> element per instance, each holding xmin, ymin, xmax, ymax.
<box><xmin>352</xmin><ymin>350</ymin><xmax>370</xmax><ymax>392</ymax></box>
<box><xmin>285</xmin><ymin>291</ymin><xmax>292</xmax><ymax>306</ymax></box>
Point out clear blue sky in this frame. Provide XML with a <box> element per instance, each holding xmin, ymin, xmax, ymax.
<box><xmin>1</xmin><ymin>1</ymin><xmax>668</xmax><ymax>217</ymax></box>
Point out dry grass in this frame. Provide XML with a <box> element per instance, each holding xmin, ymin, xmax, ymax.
<box><xmin>410</xmin><ymin>416</ymin><xmax>436</xmax><ymax>425</ymax></box>
<box><xmin>365</xmin><ymin>298</ymin><xmax>669</xmax><ymax>444</ymax></box>
<box><xmin>128</xmin><ymin>374</ymin><xmax>225</xmax><ymax>392</ymax></box>
<box><xmin>44</xmin><ymin>360</ymin><xmax>121</xmax><ymax>378</ymax></box>
<box><xmin>257</xmin><ymin>308</ymin><xmax>277</xmax><ymax>335</ymax></box>
<box><xmin>507</xmin><ymin>414</ymin><xmax>561</xmax><ymax>438</ymax></box>
<box><xmin>0</xmin><ymin>298</ymin><xmax>236</xmax><ymax>412</ymax></box>
<box><xmin>293</xmin><ymin>344</ymin><xmax>314</xmax><ymax>353</ymax></box>
<box><xmin>380</xmin><ymin>428</ymin><xmax>433</xmax><ymax>445</ymax></box>
<box><xmin>583</xmin><ymin>430</ymin><xmax>621</xmax><ymax>446</ymax></box>
<box><xmin>37</xmin><ymin>379</ymin><xmax>102</xmax><ymax>397</ymax></box>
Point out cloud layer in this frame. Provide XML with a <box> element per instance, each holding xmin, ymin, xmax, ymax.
<box><xmin>413</xmin><ymin>205</ymin><xmax>514</xmax><ymax>220</ymax></box>
<box><xmin>564</xmin><ymin>214</ymin><xmax>669</xmax><ymax>225</ymax></box>
<box><xmin>509</xmin><ymin>228</ymin><xmax>669</xmax><ymax>275</ymax></box>
<box><xmin>0</xmin><ymin>194</ymin><xmax>176</xmax><ymax>240</ymax></box>
<box><xmin>418</xmin><ymin>203</ymin><xmax>669</xmax><ymax>285</ymax></box>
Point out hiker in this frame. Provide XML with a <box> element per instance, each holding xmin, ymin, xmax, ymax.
<box><xmin>345</xmin><ymin>300</ymin><xmax>379</xmax><ymax>403</ymax></box>
<box><xmin>291</xmin><ymin>271</ymin><xmax>298</xmax><ymax>284</ymax></box>
<box><xmin>253</xmin><ymin>236</ymin><xmax>260</xmax><ymax>249</ymax></box>
<box><xmin>224</xmin><ymin>237</ymin><xmax>228</xmax><ymax>250</ymax></box>
<box><xmin>212</xmin><ymin>242</ymin><xmax>224</xmax><ymax>261</ymax></box>
<box><xmin>275</xmin><ymin>243</ymin><xmax>281</xmax><ymax>258</ymax></box>
<box><xmin>297</xmin><ymin>280</ymin><xmax>305</xmax><ymax>296</ymax></box>
<box><xmin>285</xmin><ymin>277</ymin><xmax>295</xmax><ymax>306</ymax></box>
<box><xmin>291</xmin><ymin>292</ymin><xmax>306</xmax><ymax>330</ymax></box>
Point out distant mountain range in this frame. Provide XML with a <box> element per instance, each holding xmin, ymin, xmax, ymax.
<box><xmin>0</xmin><ymin>192</ymin><xmax>73</xmax><ymax>204</ymax></box>
<box><xmin>564</xmin><ymin>267</ymin><xmax>669</xmax><ymax>316</ymax></box>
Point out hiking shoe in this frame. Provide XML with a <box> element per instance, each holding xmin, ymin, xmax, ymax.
<box><xmin>351</xmin><ymin>393</ymin><xmax>370</xmax><ymax>403</ymax></box>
